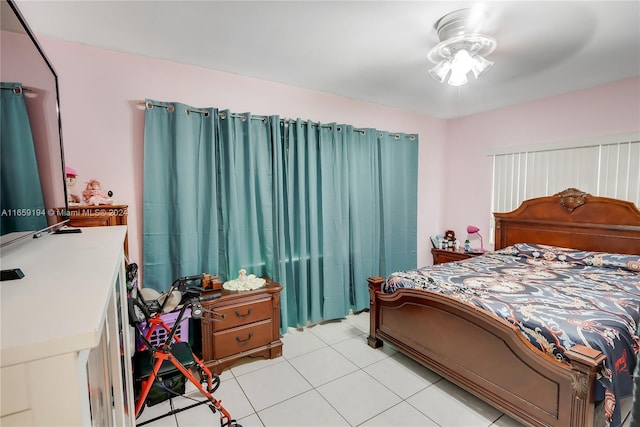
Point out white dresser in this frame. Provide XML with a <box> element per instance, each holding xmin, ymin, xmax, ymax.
<box><xmin>0</xmin><ymin>226</ymin><xmax>135</xmax><ymax>426</ymax></box>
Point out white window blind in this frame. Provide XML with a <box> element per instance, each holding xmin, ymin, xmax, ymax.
<box><xmin>490</xmin><ymin>133</ymin><xmax>640</xmax><ymax>243</ymax></box>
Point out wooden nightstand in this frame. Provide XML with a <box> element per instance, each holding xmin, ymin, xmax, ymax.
<box><xmin>199</xmin><ymin>279</ymin><xmax>283</xmax><ymax>374</ymax></box>
<box><xmin>431</xmin><ymin>247</ymin><xmax>484</xmax><ymax>265</ymax></box>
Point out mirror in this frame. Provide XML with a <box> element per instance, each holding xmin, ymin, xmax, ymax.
<box><xmin>0</xmin><ymin>0</ymin><xmax>68</xmax><ymax>248</ymax></box>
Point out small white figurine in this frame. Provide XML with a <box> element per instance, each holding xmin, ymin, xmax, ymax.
<box><xmin>223</xmin><ymin>269</ymin><xmax>266</xmax><ymax>291</ymax></box>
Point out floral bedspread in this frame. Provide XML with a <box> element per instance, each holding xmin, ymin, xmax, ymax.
<box><xmin>384</xmin><ymin>243</ymin><xmax>640</xmax><ymax>427</ymax></box>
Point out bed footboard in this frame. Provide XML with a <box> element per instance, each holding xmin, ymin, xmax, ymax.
<box><xmin>367</xmin><ymin>276</ymin><xmax>605</xmax><ymax>427</ymax></box>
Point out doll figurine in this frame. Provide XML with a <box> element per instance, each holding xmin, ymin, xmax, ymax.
<box><xmin>82</xmin><ymin>179</ymin><xmax>114</xmax><ymax>205</ymax></box>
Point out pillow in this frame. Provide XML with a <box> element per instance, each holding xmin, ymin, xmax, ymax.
<box><xmin>495</xmin><ymin>243</ymin><xmax>640</xmax><ymax>272</ymax></box>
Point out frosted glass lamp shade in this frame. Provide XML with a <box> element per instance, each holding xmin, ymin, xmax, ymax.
<box><xmin>428</xmin><ymin>60</ymin><xmax>452</xmax><ymax>83</ymax></box>
<box><xmin>471</xmin><ymin>55</ymin><xmax>494</xmax><ymax>79</ymax></box>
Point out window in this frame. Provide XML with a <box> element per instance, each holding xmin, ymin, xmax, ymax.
<box><xmin>490</xmin><ymin>133</ymin><xmax>640</xmax><ymax>242</ymax></box>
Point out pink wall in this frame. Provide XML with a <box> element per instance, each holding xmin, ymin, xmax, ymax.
<box><xmin>40</xmin><ymin>37</ymin><xmax>447</xmax><ymax>271</ymax></box>
<box><xmin>444</xmin><ymin>77</ymin><xmax>640</xmax><ymax>249</ymax></box>
<box><xmin>38</xmin><ymin>37</ymin><xmax>639</xmax><ymax>271</ymax></box>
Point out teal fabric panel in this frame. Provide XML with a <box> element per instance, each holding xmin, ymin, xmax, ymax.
<box><xmin>347</xmin><ymin>127</ymin><xmax>382</xmax><ymax>312</ymax></box>
<box><xmin>0</xmin><ymin>83</ymin><xmax>47</xmax><ymax>235</ymax></box>
<box><xmin>142</xmin><ymin>100</ymin><xmax>418</xmax><ymax>332</ymax></box>
<box><xmin>379</xmin><ymin>131</ymin><xmax>418</xmax><ymax>274</ymax></box>
<box><xmin>271</xmin><ymin>120</ymin><xmax>290</xmax><ymax>328</ymax></box>
<box><xmin>219</xmin><ymin>111</ymin><xmax>273</xmax><ymax>280</ymax></box>
<box><xmin>285</xmin><ymin>119</ymin><xmax>324</xmax><ymax>325</ymax></box>
<box><xmin>217</xmin><ymin>111</ymin><xmax>275</xmax><ymax>281</ymax></box>
<box><xmin>318</xmin><ymin>124</ymin><xmax>351</xmax><ymax>320</ymax></box>
<box><xmin>142</xmin><ymin>100</ymin><xmax>219</xmax><ymax>291</ymax></box>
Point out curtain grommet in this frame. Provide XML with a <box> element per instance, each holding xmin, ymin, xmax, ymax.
<box><xmin>13</xmin><ymin>86</ymin><xmax>22</xmax><ymax>95</ymax></box>
<box><xmin>167</xmin><ymin>105</ymin><xmax>175</xmax><ymax>113</ymax></box>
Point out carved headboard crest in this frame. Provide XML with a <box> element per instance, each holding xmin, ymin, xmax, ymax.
<box><xmin>554</xmin><ymin>188</ymin><xmax>591</xmax><ymax>212</ymax></box>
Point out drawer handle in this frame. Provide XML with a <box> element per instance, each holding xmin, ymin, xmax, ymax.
<box><xmin>235</xmin><ymin>333</ymin><xmax>253</xmax><ymax>344</ymax></box>
<box><xmin>235</xmin><ymin>308</ymin><xmax>253</xmax><ymax>318</ymax></box>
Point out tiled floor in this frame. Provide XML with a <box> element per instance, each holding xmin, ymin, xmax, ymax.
<box><xmin>134</xmin><ymin>311</ymin><xmax>621</xmax><ymax>427</ymax></box>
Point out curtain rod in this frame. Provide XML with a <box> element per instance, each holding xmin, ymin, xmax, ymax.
<box><xmin>139</xmin><ymin>100</ymin><xmax>417</xmax><ymax>140</ymax></box>
<box><xmin>139</xmin><ymin>100</ymin><xmax>210</xmax><ymax>116</ymax></box>
<box><xmin>1</xmin><ymin>84</ymin><xmax>33</xmax><ymax>94</ymax></box>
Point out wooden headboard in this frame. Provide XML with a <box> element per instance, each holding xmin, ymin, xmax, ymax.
<box><xmin>494</xmin><ymin>188</ymin><xmax>640</xmax><ymax>255</ymax></box>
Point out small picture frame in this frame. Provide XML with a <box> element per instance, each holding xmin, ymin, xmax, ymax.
<box><xmin>430</xmin><ymin>234</ymin><xmax>442</xmax><ymax>248</ymax></box>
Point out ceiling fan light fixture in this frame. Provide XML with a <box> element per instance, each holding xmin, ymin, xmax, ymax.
<box><xmin>447</xmin><ymin>65</ymin><xmax>469</xmax><ymax>87</ymax></box>
<box><xmin>428</xmin><ymin>60</ymin><xmax>452</xmax><ymax>83</ymax></box>
<box><xmin>427</xmin><ymin>8</ymin><xmax>497</xmax><ymax>87</ymax></box>
<box><xmin>470</xmin><ymin>54</ymin><xmax>494</xmax><ymax>79</ymax></box>
<box><xmin>451</xmin><ymin>49</ymin><xmax>474</xmax><ymax>72</ymax></box>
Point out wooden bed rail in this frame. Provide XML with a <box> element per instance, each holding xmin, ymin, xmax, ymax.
<box><xmin>367</xmin><ymin>275</ymin><xmax>606</xmax><ymax>427</ymax></box>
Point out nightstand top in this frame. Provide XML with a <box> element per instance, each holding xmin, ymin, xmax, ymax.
<box><xmin>431</xmin><ymin>247</ymin><xmax>486</xmax><ymax>255</ymax></box>
<box><xmin>201</xmin><ymin>278</ymin><xmax>282</xmax><ymax>300</ymax></box>
<box><xmin>431</xmin><ymin>247</ymin><xmax>488</xmax><ymax>264</ymax></box>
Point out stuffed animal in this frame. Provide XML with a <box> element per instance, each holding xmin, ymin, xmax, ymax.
<box><xmin>82</xmin><ymin>179</ymin><xmax>114</xmax><ymax>205</ymax></box>
<box><xmin>65</xmin><ymin>166</ymin><xmax>81</xmax><ymax>204</ymax></box>
<box><xmin>444</xmin><ymin>229</ymin><xmax>456</xmax><ymax>242</ymax></box>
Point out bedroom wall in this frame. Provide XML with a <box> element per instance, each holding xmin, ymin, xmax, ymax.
<box><xmin>442</xmin><ymin>77</ymin><xmax>640</xmax><ymax>250</ymax></box>
<box><xmin>36</xmin><ymin>36</ymin><xmax>639</xmax><ymax>275</ymax></box>
<box><xmin>39</xmin><ymin>37</ymin><xmax>447</xmax><ymax>274</ymax></box>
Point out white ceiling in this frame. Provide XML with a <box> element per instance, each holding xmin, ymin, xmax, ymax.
<box><xmin>14</xmin><ymin>0</ymin><xmax>640</xmax><ymax>119</ymax></box>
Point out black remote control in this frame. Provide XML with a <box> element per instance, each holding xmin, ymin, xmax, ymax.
<box><xmin>54</xmin><ymin>228</ymin><xmax>82</xmax><ymax>234</ymax></box>
<box><xmin>1</xmin><ymin>268</ymin><xmax>25</xmax><ymax>281</ymax></box>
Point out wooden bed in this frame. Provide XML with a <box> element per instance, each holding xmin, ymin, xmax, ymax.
<box><xmin>367</xmin><ymin>188</ymin><xmax>640</xmax><ymax>427</ymax></box>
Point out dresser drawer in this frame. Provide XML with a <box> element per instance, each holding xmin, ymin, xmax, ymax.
<box><xmin>213</xmin><ymin>320</ymin><xmax>273</xmax><ymax>359</ymax></box>
<box><xmin>1</xmin><ymin>364</ymin><xmax>29</xmax><ymax>416</ymax></box>
<box><xmin>212</xmin><ymin>299</ymin><xmax>272</xmax><ymax>331</ymax></box>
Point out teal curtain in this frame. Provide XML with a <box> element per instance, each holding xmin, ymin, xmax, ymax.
<box><xmin>347</xmin><ymin>127</ymin><xmax>383</xmax><ymax>311</ymax></box>
<box><xmin>217</xmin><ymin>111</ymin><xmax>277</xmax><ymax>280</ymax></box>
<box><xmin>143</xmin><ymin>101</ymin><xmax>219</xmax><ymax>290</ymax></box>
<box><xmin>0</xmin><ymin>83</ymin><xmax>46</xmax><ymax>235</ymax></box>
<box><xmin>271</xmin><ymin>121</ymin><xmax>419</xmax><ymax>327</ymax></box>
<box><xmin>378</xmin><ymin>131</ymin><xmax>418</xmax><ymax>274</ymax></box>
<box><xmin>143</xmin><ymin>100</ymin><xmax>418</xmax><ymax>332</ymax></box>
<box><xmin>273</xmin><ymin>120</ymin><xmax>327</xmax><ymax>326</ymax></box>
<box><xmin>317</xmin><ymin>124</ymin><xmax>351</xmax><ymax>319</ymax></box>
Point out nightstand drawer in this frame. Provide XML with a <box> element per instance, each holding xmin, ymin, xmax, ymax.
<box><xmin>200</xmin><ymin>279</ymin><xmax>283</xmax><ymax>374</ymax></box>
<box><xmin>212</xmin><ymin>299</ymin><xmax>272</xmax><ymax>331</ymax></box>
<box><xmin>213</xmin><ymin>320</ymin><xmax>273</xmax><ymax>358</ymax></box>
